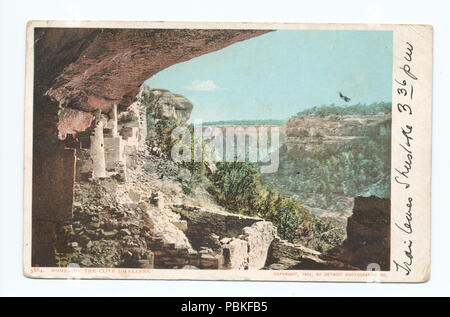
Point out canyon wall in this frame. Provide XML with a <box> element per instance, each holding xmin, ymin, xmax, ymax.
<box><xmin>321</xmin><ymin>196</ymin><xmax>391</xmax><ymax>270</ymax></box>
<box><xmin>34</xmin><ymin>28</ymin><xmax>269</xmax><ymax>139</ymax></box>
<box><xmin>262</xmin><ymin>112</ymin><xmax>391</xmax><ymax>224</ymax></box>
<box><xmin>284</xmin><ymin>114</ymin><xmax>391</xmax><ymax>151</ymax></box>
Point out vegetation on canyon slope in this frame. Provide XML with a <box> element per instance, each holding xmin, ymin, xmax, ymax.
<box><xmin>143</xmin><ymin>91</ymin><xmax>390</xmax><ymax>252</ymax></box>
<box><xmin>207</xmin><ymin>161</ymin><xmax>345</xmax><ymax>251</ymax></box>
<box><xmin>264</xmin><ymin>104</ymin><xmax>392</xmax><ymax>213</ymax></box>
<box><xmin>279</xmin><ymin>137</ymin><xmax>390</xmax><ymax>202</ymax></box>
<box><xmin>296</xmin><ymin>102</ymin><xmax>391</xmax><ymax>116</ymax></box>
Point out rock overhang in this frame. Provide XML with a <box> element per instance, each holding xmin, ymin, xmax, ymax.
<box><xmin>33</xmin><ymin>28</ymin><xmax>271</xmax><ymax>139</ymax></box>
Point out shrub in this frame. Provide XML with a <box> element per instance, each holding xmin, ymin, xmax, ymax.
<box><xmin>208</xmin><ymin>161</ymin><xmax>332</xmax><ymax>244</ymax></box>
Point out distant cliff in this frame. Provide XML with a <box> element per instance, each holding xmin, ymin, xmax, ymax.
<box><xmin>285</xmin><ymin>114</ymin><xmax>390</xmax><ymax>151</ymax></box>
<box><xmin>262</xmin><ymin>110</ymin><xmax>391</xmax><ymax>223</ymax></box>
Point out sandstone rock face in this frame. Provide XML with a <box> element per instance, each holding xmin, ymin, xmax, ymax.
<box><xmin>57</xmin><ymin>108</ymin><xmax>94</xmax><ymax>139</ymax></box>
<box><xmin>264</xmin><ymin>238</ymin><xmax>329</xmax><ymax>270</ymax></box>
<box><xmin>150</xmin><ymin>89</ymin><xmax>194</xmax><ymax>123</ymax></box>
<box><xmin>243</xmin><ymin>222</ymin><xmax>276</xmax><ymax>269</ymax></box>
<box><xmin>33</xmin><ymin>28</ymin><xmax>269</xmax><ymax>140</ymax></box>
<box><xmin>285</xmin><ymin>114</ymin><xmax>391</xmax><ymax>151</ymax></box>
<box><xmin>221</xmin><ymin>238</ymin><xmax>248</xmax><ymax>269</ymax></box>
<box><xmin>321</xmin><ymin>196</ymin><xmax>390</xmax><ymax>270</ymax></box>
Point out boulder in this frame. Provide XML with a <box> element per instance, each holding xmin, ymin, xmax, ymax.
<box><xmin>222</xmin><ymin>238</ymin><xmax>248</xmax><ymax>270</ymax></box>
<box><xmin>243</xmin><ymin>221</ymin><xmax>277</xmax><ymax>269</ymax></box>
<box><xmin>200</xmin><ymin>254</ymin><xmax>224</xmax><ymax>269</ymax></box>
<box><xmin>265</xmin><ymin>238</ymin><xmax>329</xmax><ymax>270</ymax></box>
<box><xmin>149</xmin><ymin>89</ymin><xmax>194</xmax><ymax>123</ymax></box>
<box><xmin>322</xmin><ymin>196</ymin><xmax>390</xmax><ymax>270</ymax></box>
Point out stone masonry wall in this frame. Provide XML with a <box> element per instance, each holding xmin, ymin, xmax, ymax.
<box><xmin>171</xmin><ymin>204</ymin><xmax>262</xmax><ymax>249</ymax></box>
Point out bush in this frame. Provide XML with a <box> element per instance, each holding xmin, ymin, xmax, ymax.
<box><xmin>208</xmin><ymin>162</ymin><xmax>261</xmax><ymax>213</ymax></box>
<box><xmin>208</xmin><ymin>161</ymin><xmax>336</xmax><ymax>244</ymax></box>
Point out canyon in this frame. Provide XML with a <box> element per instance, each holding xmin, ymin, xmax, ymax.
<box><xmin>263</xmin><ymin>111</ymin><xmax>391</xmax><ymax>224</ymax></box>
<box><xmin>284</xmin><ymin>113</ymin><xmax>391</xmax><ymax>152</ymax></box>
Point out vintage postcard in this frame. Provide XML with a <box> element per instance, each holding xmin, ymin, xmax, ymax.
<box><xmin>23</xmin><ymin>21</ymin><xmax>432</xmax><ymax>282</ymax></box>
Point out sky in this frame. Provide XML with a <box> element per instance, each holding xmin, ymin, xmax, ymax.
<box><xmin>146</xmin><ymin>30</ymin><xmax>393</xmax><ymax>122</ymax></box>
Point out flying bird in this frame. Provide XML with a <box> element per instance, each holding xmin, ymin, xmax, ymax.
<box><xmin>338</xmin><ymin>92</ymin><xmax>351</xmax><ymax>102</ymax></box>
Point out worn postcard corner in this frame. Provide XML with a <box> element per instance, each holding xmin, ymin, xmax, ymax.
<box><xmin>23</xmin><ymin>21</ymin><xmax>432</xmax><ymax>282</ymax></box>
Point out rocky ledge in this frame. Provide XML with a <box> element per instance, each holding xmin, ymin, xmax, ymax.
<box><xmin>285</xmin><ymin>114</ymin><xmax>391</xmax><ymax>151</ymax></box>
<box><xmin>321</xmin><ymin>196</ymin><xmax>390</xmax><ymax>270</ymax></box>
